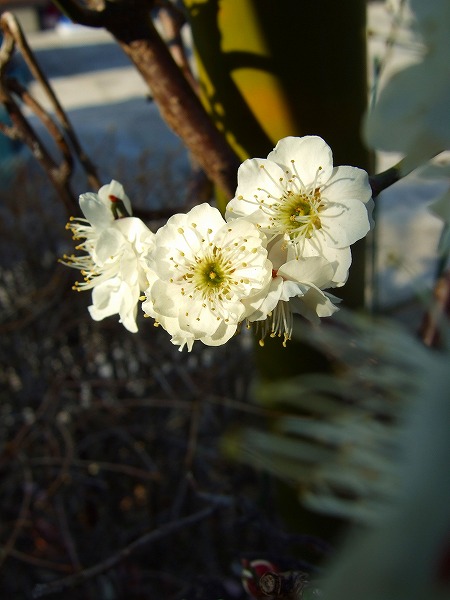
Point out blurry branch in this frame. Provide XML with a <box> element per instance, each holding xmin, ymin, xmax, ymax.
<box><xmin>30</xmin><ymin>456</ymin><xmax>161</xmax><ymax>481</ymax></box>
<box><xmin>53</xmin><ymin>0</ymin><xmax>241</xmax><ymax>199</ymax></box>
<box><xmin>419</xmin><ymin>269</ymin><xmax>450</xmax><ymax>348</ymax></box>
<box><xmin>369</xmin><ymin>153</ymin><xmax>449</xmax><ymax>198</ymax></box>
<box><xmin>50</xmin><ymin>0</ymin><xmax>105</xmax><ymax>27</ymax></box>
<box><xmin>39</xmin><ymin>420</ymin><xmax>75</xmax><ymax>500</ymax></box>
<box><xmin>54</xmin><ymin>496</ymin><xmax>84</xmax><ymax>576</ymax></box>
<box><xmin>0</xmin><ymin>259</ymin><xmax>70</xmax><ymax>336</ymax></box>
<box><xmin>0</xmin><ymin>12</ymin><xmax>101</xmax><ymax>211</ymax></box>
<box><xmin>368</xmin><ymin>163</ymin><xmax>401</xmax><ymax>198</ymax></box>
<box><xmin>32</xmin><ymin>502</ymin><xmax>224</xmax><ymax>598</ymax></box>
<box><xmin>0</xmin><ymin>461</ymin><xmax>33</xmax><ymax>568</ymax></box>
<box><xmin>0</xmin><ymin>547</ymin><xmax>73</xmax><ymax>573</ymax></box>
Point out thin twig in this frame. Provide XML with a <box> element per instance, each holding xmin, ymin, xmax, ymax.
<box><xmin>0</xmin><ymin>12</ymin><xmax>101</xmax><ymax>207</ymax></box>
<box><xmin>0</xmin><ymin>547</ymin><xmax>73</xmax><ymax>573</ymax></box>
<box><xmin>0</xmin><ymin>81</ymin><xmax>75</xmax><ymax>211</ymax></box>
<box><xmin>185</xmin><ymin>397</ymin><xmax>201</xmax><ymax>470</ymax></box>
<box><xmin>1</xmin><ymin>12</ymin><xmax>101</xmax><ymax>189</ymax></box>
<box><xmin>54</xmin><ymin>495</ymin><xmax>83</xmax><ymax>573</ymax></box>
<box><xmin>7</xmin><ymin>77</ymin><xmax>73</xmax><ymax>179</ymax></box>
<box><xmin>32</xmin><ymin>504</ymin><xmax>221</xmax><ymax>598</ymax></box>
<box><xmin>0</xmin><ymin>461</ymin><xmax>33</xmax><ymax>568</ymax></box>
<box><xmin>40</xmin><ymin>421</ymin><xmax>75</xmax><ymax>501</ymax></box>
<box><xmin>29</xmin><ymin>457</ymin><xmax>161</xmax><ymax>481</ymax></box>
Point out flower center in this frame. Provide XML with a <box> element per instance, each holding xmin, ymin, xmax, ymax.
<box><xmin>182</xmin><ymin>250</ymin><xmax>234</xmax><ymax>300</ymax></box>
<box><xmin>276</xmin><ymin>188</ymin><xmax>323</xmax><ymax>239</ymax></box>
<box><xmin>200</xmin><ymin>260</ymin><xmax>226</xmax><ymax>288</ymax></box>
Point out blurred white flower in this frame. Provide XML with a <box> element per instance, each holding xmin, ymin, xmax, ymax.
<box><xmin>320</xmin><ymin>327</ymin><xmax>450</xmax><ymax>600</ymax></box>
<box><xmin>62</xmin><ymin>180</ymin><xmax>154</xmax><ymax>332</ymax></box>
<box><xmin>230</xmin><ymin>307</ymin><xmax>450</xmax><ymax>597</ymax></box>
<box><xmin>430</xmin><ymin>193</ymin><xmax>450</xmax><ymax>259</ymax></box>
<box><xmin>365</xmin><ymin>0</ymin><xmax>450</xmax><ymax>169</ymax></box>
<box><xmin>232</xmin><ymin>309</ymin><xmax>441</xmax><ymax>521</ymax></box>
<box><xmin>226</xmin><ymin>136</ymin><xmax>373</xmax><ymax>280</ymax></box>
<box><xmin>142</xmin><ymin>203</ymin><xmax>272</xmax><ymax>350</ymax></box>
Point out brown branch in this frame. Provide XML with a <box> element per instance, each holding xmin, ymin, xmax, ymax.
<box><xmin>369</xmin><ymin>155</ymin><xmax>444</xmax><ymax>199</ymax></box>
<box><xmin>51</xmin><ymin>0</ymin><xmax>105</xmax><ymax>28</ymax></box>
<box><xmin>157</xmin><ymin>4</ymin><xmax>199</xmax><ymax>94</ymax></box>
<box><xmin>53</xmin><ymin>0</ymin><xmax>241</xmax><ymax>199</ymax></box>
<box><xmin>0</xmin><ymin>83</ymin><xmax>76</xmax><ymax>211</ymax></box>
<box><xmin>369</xmin><ymin>164</ymin><xmax>401</xmax><ymax>198</ymax></box>
<box><xmin>0</xmin><ymin>23</ymin><xmax>75</xmax><ymax>211</ymax></box>
<box><xmin>111</xmin><ymin>14</ymin><xmax>240</xmax><ymax>198</ymax></box>
<box><xmin>0</xmin><ymin>11</ymin><xmax>101</xmax><ymax>191</ymax></box>
<box><xmin>32</xmin><ymin>504</ymin><xmax>221</xmax><ymax>598</ymax></box>
<box><xmin>7</xmin><ymin>78</ymin><xmax>73</xmax><ymax>180</ymax></box>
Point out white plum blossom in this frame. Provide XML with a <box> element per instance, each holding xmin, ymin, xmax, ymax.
<box><xmin>62</xmin><ymin>180</ymin><xmax>154</xmax><ymax>332</ymax></box>
<box><xmin>226</xmin><ymin>136</ymin><xmax>373</xmax><ymax>282</ymax></box>
<box><xmin>142</xmin><ymin>203</ymin><xmax>272</xmax><ymax>350</ymax></box>
<box><xmin>243</xmin><ymin>238</ymin><xmax>340</xmax><ymax>346</ymax></box>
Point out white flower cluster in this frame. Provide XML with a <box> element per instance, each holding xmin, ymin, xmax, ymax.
<box><xmin>62</xmin><ymin>180</ymin><xmax>154</xmax><ymax>333</ymax></box>
<box><xmin>62</xmin><ymin>136</ymin><xmax>373</xmax><ymax>351</ymax></box>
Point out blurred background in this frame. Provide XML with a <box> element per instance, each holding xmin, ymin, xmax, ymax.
<box><xmin>0</xmin><ymin>2</ymin><xmax>447</xmax><ymax>599</ymax></box>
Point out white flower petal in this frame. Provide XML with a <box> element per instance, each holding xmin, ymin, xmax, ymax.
<box><xmin>182</xmin><ymin>202</ymin><xmax>228</xmax><ymax>234</ymax></box>
<box><xmin>266</xmin><ymin>236</ymin><xmax>288</xmax><ymax>270</ymax></box>
<box><xmin>150</xmin><ymin>280</ymin><xmax>181</xmax><ymax>319</ymax></box>
<box><xmin>319</xmin><ymin>196</ymin><xmax>371</xmax><ymax>248</ymax></box>
<box><xmin>278</xmin><ymin>257</ymin><xmax>335</xmax><ymax>289</ymax></box>
<box><xmin>88</xmin><ymin>278</ymin><xmax>138</xmax><ymax>333</ymax></box>
<box><xmin>94</xmin><ymin>228</ymin><xmax>126</xmax><ymax>265</ymax></box>
<box><xmin>98</xmin><ymin>179</ymin><xmax>133</xmax><ymax>217</ymax></box>
<box><xmin>324</xmin><ymin>166</ymin><xmax>372</xmax><ymax>205</ymax></box>
<box><xmin>178</xmin><ymin>298</ymin><xmax>229</xmax><ymax>338</ymax></box>
<box><xmin>114</xmin><ymin>217</ymin><xmax>155</xmax><ymax>251</ymax></box>
<box><xmin>244</xmin><ymin>277</ymin><xmax>284</xmax><ymax>322</ymax></box>
<box><xmin>267</xmin><ymin>135</ymin><xmax>334</xmax><ymax>184</ymax></box>
<box><xmin>290</xmin><ymin>287</ymin><xmax>339</xmax><ymax>324</ymax></box>
<box><xmin>293</xmin><ymin>243</ymin><xmax>352</xmax><ymax>287</ymax></box>
<box><xmin>79</xmin><ymin>192</ymin><xmax>114</xmax><ymax>230</ymax></box>
<box><xmin>200</xmin><ymin>320</ymin><xmax>239</xmax><ymax>347</ymax></box>
<box><xmin>226</xmin><ymin>159</ymin><xmax>286</xmax><ymax>222</ymax></box>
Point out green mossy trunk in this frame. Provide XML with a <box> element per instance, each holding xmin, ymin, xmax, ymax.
<box><xmin>184</xmin><ymin>0</ymin><xmax>370</xmax><ymax>543</ymax></box>
<box><xmin>184</xmin><ymin>0</ymin><xmax>370</xmax><ymax>376</ymax></box>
